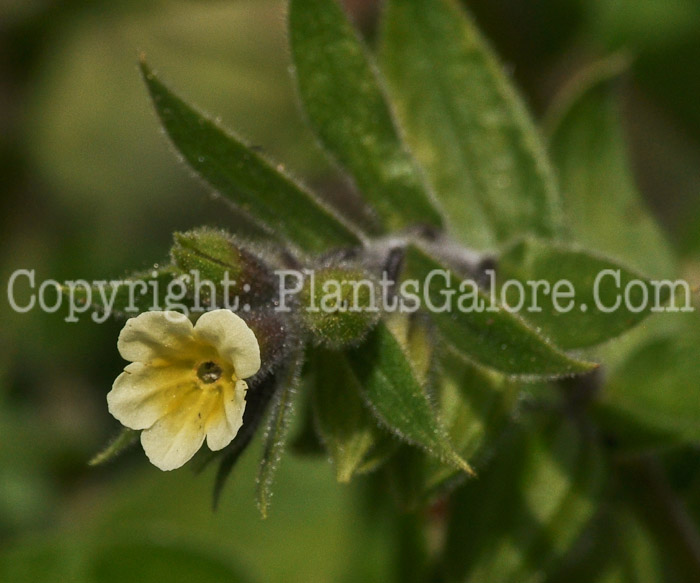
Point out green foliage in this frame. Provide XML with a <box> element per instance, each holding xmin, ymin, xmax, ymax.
<box><xmin>93</xmin><ymin>8</ymin><xmax>700</xmax><ymax>581</ymax></box>
<box><xmin>547</xmin><ymin>56</ymin><xmax>675</xmax><ymax>278</ymax></box>
<box><xmin>346</xmin><ymin>322</ymin><xmax>473</xmax><ymax>475</ymax></box>
<box><xmin>403</xmin><ymin>244</ymin><xmax>596</xmax><ymax>377</ymax></box>
<box><xmin>311</xmin><ymin>348</ymin><xmax>388</xmax><ymax>482</ymax></box>
<box><xmin>288</xmin><ymin>0</ymin><xmax>444</xmax><ymax>233</ymax></box>
<box><xmin>380</xmin><ymin>0</ymin><xmax>562</xmax><ymax>249</ymax></box>
<box><xmin>444</xmin><ymin>413</ymin><xmax>604</xmax><ymax>582</ymax></box>
<box><xmin>5</xmin><ymin>0</ymin><xmax>700</xmax><ymax>581</ymax></box>
<box><xmin>140</xmin><ymin>60</ymin><xmax>362</xmax><ymax>255</ymax></box>
<box><xmin>256</xmin><ymin>354</ymin><xmax>303</xmax><ymax>519</ymax></box>
<box><xmin>597</xmin><ymin>313</ymin><xmax>700</xmax><ymax>449</ymax></box>
<box><xmin>497</xmin><ymin>238</ymin><xmax>669</xmax><ymax>349</ymax></box>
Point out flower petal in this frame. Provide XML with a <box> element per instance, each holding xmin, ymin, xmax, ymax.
<box><xmin>195</xmin><ymin>310</ymin><xmax>261</xmax><ymax>379</ymax></box>
<box><xmin>118</xmin><ymin>311</ymin><xmax>197</xmax><ymax>364</ymax></box>
<box><xmin>107</xmin><ymin>362</ymin><xmax>196</xmax><ymax>430</ymax></box>
<box><xmin>139</xmin><ymin>389</ymin><xmax>209</xmax><ymax>471</ymax></box>
<box><xmin>205</xmin><ymin>379</ymin><xmax>247</xmax><ymax>451</ymax></box>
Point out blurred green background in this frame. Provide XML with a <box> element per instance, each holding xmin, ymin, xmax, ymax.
<box><xmin>1</xmin><ymin>0</ymin><xmax>699</xmax><ymax>581</ymax></box>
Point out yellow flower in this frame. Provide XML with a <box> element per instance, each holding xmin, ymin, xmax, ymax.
<box><xmin>107</xmin><ymin>309</ymin><xmax>260</xmax><ymax>471</ymax></box>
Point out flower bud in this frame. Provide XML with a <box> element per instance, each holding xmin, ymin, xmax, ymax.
<box><xmin>243</xmin><ymin>308</ymin><xmax>299</xmax><ymax>377</ymax></box>
<box><xmin>170</xmin><ymin>228</ymin><xmax>277</xmax><ymax>308</ymax></box>
<box><xmin>300</xmin><ymin>265</ymin><xmax>380</xmax><ymax>348</ymax></box>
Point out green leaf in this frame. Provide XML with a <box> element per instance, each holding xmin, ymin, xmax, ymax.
<box><xmin>547</xmin><ymin>56</ymin><xmax>675</xmax><ymax>278</ymax></box>
<box><xmin>311</xmin><ymin>348</ymin><xmax>385</xmax><ymax>482</ymax></box>
<box><xmin>426</xmin><ymin>351</ymin><xmax>520</xmax><ymax>493</ymax></box>
<box><xmin>345</xmin><ymin>322</ymin><xmax>472</xmax><ymax>474</ymax></box>
<box><xmin>211</xmin><ymin>372</ymin><xmax>286</xmax><ymax>508</ymax></box>
<box><xmin>140</xmin><ymin>60</ymin><xmax>362</xmax><ymax>254</ymax></box>
<box><xmin>60</xmin><ymin>265</ymin><xmax>183</xmax><ymax>321</ymax></box>
<box><xmin>288</xmin><ymin>0</ymin><xmax>444</xmax><ymax>233</ymax></box>
<box><xmin>497</xmin><ymin>238</ymin><xmax>672</xmax><ymax>349</ymax></box>
<box><xmin>445</xmin><ymin>413</ymin><xmax>603</xmax><ymax>583</ymax></box>
<box><xmin>256</xmin><ymin>354</ymin><xmax>303</xmax><ymax>518</ymax></box>
<box><xmin>380</xmin><ymin>0</ymin><xmax>562</xmax><ymax>249</ymax></box>
<box><xmin>89</xmin><ymin>427</ymin><xmax>138</xmax><ymax>466</ymax></box>
<box><xmin>596</xmin><ymin>314</ymin><xmax>700</xmax><ymax>449</ymax></box>
<box><xmin>403</xmin><ymin>245</ymin><xmax>596</xmax><ymax>377</ymax></box>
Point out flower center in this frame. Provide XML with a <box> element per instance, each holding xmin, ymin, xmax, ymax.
<box><xmin>197</xmin><ymin>361</ymin><xmax>223</xmax><ymax>384</ymax></box>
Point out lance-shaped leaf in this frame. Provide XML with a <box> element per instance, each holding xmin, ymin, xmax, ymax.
<box><xmin>596</xmin><ymin>315</ymin><xmax>700</xmax><ymax>449</ymax></box>
<box><xmin>426</xmin><ymin>351</ymin><xmax>521</xmax><ymax>493</ymax></box>
<box><xmin>256</xmin><ymin>353</ymin><xmax>303</xmax><ymax>518</ymax></box>
<box><xmin>380</xmin><ymin>0</ymin><xmax>562</xmax><ymax>249</ymax></box>
<box><xmin>140</xmin><ymin>60</ymin><xmax>362</xmax><ymax>254</ymax></box>
<box><xmin>345</xmin><ymin>322</ymin><xmax>472</xmax><ymax>474</ymax></box>
<box><xmin>211</xmin><ymin>370</ymin><xmax>281</xmax><ymax>508</ymax></box>
<box><xmin>403</xmin><ymin>245</ymin><xmax>596</xmax><ymax>377</ymax></box>
<box><xmin>445</xmin><ymin>414</ymin><xmax>604</xmax><ymax>583</ymax></box>
<box><xmin>311</xmin><ymin>348</ymin><xmax>387</xmax><ymax>482</ymax></box>
<box><xmin>288</xmin><ymin>0</ymin><xmax>444</xmax><ymax>232</ymax></box>
<box><xmin>497</xmin><ymin>238</ymin><xmax>672</xmax><ymax>349</ymax></box>
<box><xmin>547</xmin><ymin>56</ymin><xmax>675</xmax><ymax>278</ymax></box>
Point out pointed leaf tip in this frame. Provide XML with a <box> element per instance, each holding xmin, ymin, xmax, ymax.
<box><xmin>140</xmin><ymin>61</ymin><xmax>363</xmax><ymax>254</ymax></box>
<box><xmin>346</xmin><ymin>323</ymin><xmax>473</xmax><ymax>474</ymax></box>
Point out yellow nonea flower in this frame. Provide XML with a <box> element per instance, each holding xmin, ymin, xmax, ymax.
<box><xmin>107</xmin><ymin>309</ymin><xmax>260</xmax><ymax>471</ymax></box>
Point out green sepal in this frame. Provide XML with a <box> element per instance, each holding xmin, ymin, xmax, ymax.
<box><xmin>256</xmin><ymin>351</ymin><xmax>304</xmax><ymax>518</ymax></box>
<box><xmin>88</xmin><ymin>427</ymin><xmax>138</xmax><ymax>466</ymax></box>
<box><xmin>300</xmin><ymin>264</ymin><xmax>381</xmax><ymax>348</ymax></box>
<box><xmin>170</xmin><ymin>227</ymin><xmax>277</xmax><ymax>308</ymax></box>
